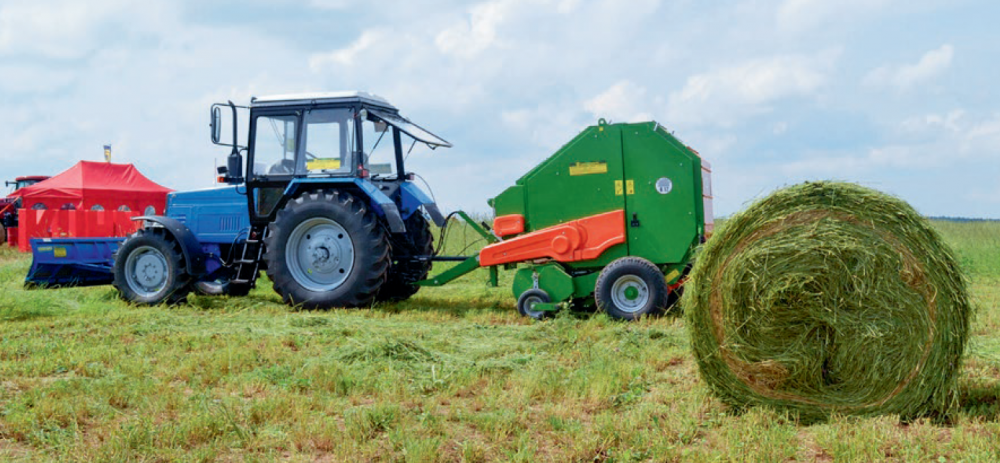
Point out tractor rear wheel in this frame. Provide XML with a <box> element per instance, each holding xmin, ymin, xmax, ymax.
<box><xmin>264</xmin><ymin>190</ymin><xmax>389</xmax><ymax>309</ymax></box>
<box><xmin>377</xmin><ymin>212</ymin><xmax>433</xmax><ymax>302</ymax></box>
<box><xmin>113</xmin><ymin>228</ymin><xmax>191</xmax><ymax>305</ymax></box>
<box><xmin>0</xmin><ymin>224</ymin><xmax>6</xmax><ymax>245</ymax></box>
<box><xmin>595</xmin><ymin>257</ymin><xmax>670</xmax><ymax>320</ymax></box>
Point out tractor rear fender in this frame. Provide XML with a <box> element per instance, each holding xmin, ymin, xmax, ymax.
<box><xmin>131</xmin><ymin>216</ymin><xmax>208</xmax><ymax>276</ymax></box>
<box><xmin>399</xmin><ymin>182</ymin><xmax>446</xmax><ymax>227</ymax></box>
<box><xmin>282</xmin><ymin>178</ymin><xmax>406</xmax><ymax>233</ymax></box>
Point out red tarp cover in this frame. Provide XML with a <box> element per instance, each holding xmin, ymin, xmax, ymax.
<box><xmin>10</xmin><ymin>161</ymin><xmax>173</xmax><ymax>214</ymax></box>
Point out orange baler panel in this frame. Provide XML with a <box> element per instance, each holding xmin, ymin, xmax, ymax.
<box><xmin>493</xmin><ymin>214</ymin><xmax>525</xmax><ymax>238</ymax></box>
<box><xmin>479</xmin><ymin>210</ymin><xmax>625</xmax><ymax>267</ymax></box>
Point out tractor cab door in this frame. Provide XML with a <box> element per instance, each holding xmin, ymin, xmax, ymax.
<box><xmin>247</xmin><ymin>110</ymin><xmax>300</xmax><ymax>223</ymax></box>
<box><xmin>246</xmin><ymin>107</ymin><xmax>358</xmax><ymax>224</ymax></box>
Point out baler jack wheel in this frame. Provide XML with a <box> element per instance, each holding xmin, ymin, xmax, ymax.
<box><xmin>595</xmin><ymin>257</ymin><xmax>670</xmax><ymax>320</ymax></box>
<box><xmin>517</xmin><ymin>288</ymin><xmax>552</xmax><ymax>320</ymax></box>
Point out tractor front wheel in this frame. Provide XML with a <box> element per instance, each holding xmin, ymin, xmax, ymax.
<box><xmin>112</xmin><ymin>228</ymin><xmax>191</xmax><ymax>305</ymax></box>
<box><xmin>595</xmin><ymin>257</ymin><xmax>670</xmax><ymax>320</ymax></box>
<box><xmin>264</xmin><ymin>190</ymin><xmax>389</xmax><ymax>309</ymax></box>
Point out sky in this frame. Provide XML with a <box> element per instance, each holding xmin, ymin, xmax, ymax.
<box><xmin>1</xmin><ymin>0</ymin><xmax>998</xmax><ymax>218</ymax></box>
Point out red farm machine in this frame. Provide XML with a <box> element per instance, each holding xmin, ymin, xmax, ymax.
<box><xmin>1</xmin><ymin>175</ymin><xmax>49</xmax><ymax>245</ymax></box>
<box><xmin>24</xmin><ymin>93</ymin><xmax>711</xmax><ymax>321</ymax></box>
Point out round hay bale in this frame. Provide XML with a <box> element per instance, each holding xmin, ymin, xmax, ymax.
<box><xmin>683</xmin><ymin>182</ymin><xmax>970</xmax><ymax>419</ymax></box>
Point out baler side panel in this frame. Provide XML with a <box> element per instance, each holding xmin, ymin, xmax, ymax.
<box><xmin>652</xmin><ymin>124</ymin><xmax>709</xmax><ymax>239</ymax></box>
<box><xmin>621</xmin><ymin>123</ymin><xmax>700</xmax><ymax>264</ymax></box>
<box><xmin>519</xmin><ymin>123</ymin><xmax>628</xmax><ymax>269</ymax></box>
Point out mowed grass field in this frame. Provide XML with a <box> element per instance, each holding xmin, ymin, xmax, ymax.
<box><xmin>0</xmin><ymin>220</ymin><xmax>998</xmax><ymax>462</ymax></box>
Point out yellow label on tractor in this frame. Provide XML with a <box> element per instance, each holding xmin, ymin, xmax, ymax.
<box><xmin>306</xmin><ymin>158</ymin><xmax>341</xmax><ymax>170</ymax></box>
<box><xmin>569</xmin><ymin>161</ymin><xmax>608</xmax><ymax>176</ymax></box>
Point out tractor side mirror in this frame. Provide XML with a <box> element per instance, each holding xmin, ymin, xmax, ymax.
<box><xmin>210</xmin><ymin>106</ymin><xmax>222</xmax><ymax>144</ymax></box>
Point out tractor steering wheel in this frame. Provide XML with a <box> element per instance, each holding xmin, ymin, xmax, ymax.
<box><xmin>268</xmin><ymin>159</ymin><xmax>296</xmax><ymax>175</ymax></box>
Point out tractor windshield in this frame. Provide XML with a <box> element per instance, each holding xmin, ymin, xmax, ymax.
<box><xmin>250</xmin><ymin>108</ymin><xmax>357</xmax><ymax>179</ymax></box>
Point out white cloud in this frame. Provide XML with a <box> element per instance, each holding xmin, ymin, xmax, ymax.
<box><xmin>667</xmin><ymin>51</ymin><xmax>837</xmax><ymax>127</ymax></box>
<box><xmin>435</xmin><ymin>0</ymin><xmax>518</xmax><ymax>59</ymax></box>
<box><xmin>780</xmin><ymin>111</ymin><xmax>1000</xmax><ymax>177</ymax></box>
<box><xmin>0</xmin><ymin>64</ymin><xmax>76</xmax><ymax>94</ymax></box>
<box><xmin>777</xmin><ymin>0</ymin><xmax>894</xmax><ymax>32</ymax></box>
<box><xmin>308</xmin><ymin>0</ymin><xmax>355</xmax><ymax>9</ymax></box>
<box><xmin>899</xmin><ymin>109</ymin><xmax>965</xmax><ymax>133</ymax></box>
<box><xmin>773</xmin><ymin>121</ymin><xmax>789</xmax><ymax>135</ymax></box>
<box><xmin>309</xmin><ymin>29</ymin><xmax>389</xmax><ymax>69</ymax></box>
<box><xmin>584</xmin><ymin>81</ymin><xmax>655</xmax><ymax>123</ymax></box>
<box><xmin>864</xmin><ymin>44</ymin><xmax>954</xmax><ymax>91</ymax></box>
<box><xmin>0</xmin><ymin>0</ymin><xmax>166</xmax><ymax>59</ymax></box>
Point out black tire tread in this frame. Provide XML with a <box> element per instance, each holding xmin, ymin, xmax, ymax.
<box><xmin>377</xmin><ymin>213</ymin><xmax>434</xmax><ymax>302</ymax></box>
<box><xmin>263</xmin><ymin>189</ymin><xmax>389</xmax><ymax>309</ymax></box>
<box><xmin>112</xmin><ymin>228</ymin><xmax>191</xmax><ymax>305</ymax></box>
<box><xmin>517</xmin><ymin>288</ymin><xmax>552</xmax><ymax>320</ymax></box>
<box><xmin>594</xmin><ymin>256</ymin><xmax>670</xmax><ymax>321</ymax></box>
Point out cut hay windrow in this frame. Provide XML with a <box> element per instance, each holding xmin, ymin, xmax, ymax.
<box><xmin>683</xmin><ymin>182</ymin><xmax>971</xmax><ymax>420</ymax></box>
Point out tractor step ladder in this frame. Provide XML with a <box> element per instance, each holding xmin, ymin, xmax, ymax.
<box><xmin>231</xmin><ymin>233</ymin><xmax>264</xmax><ymax>285</ymax></box>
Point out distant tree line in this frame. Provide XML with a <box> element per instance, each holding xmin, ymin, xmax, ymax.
<box><xmin>928</xmin><ymin>216</ymin><xmax>1000</xmax><ymax>223</ymax></box>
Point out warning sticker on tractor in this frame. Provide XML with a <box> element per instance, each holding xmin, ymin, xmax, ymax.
<box><xmin>306</xmin><ymin>158</ymin><xmax>341</xmax><ymax>171</ymax></box>
<box><xmin>54</xmin><ymin>247</ymin><xmax>67</xmax><ymax>258</ymax></box>
<box><xmin>569</xmin><ymin>161</ymin><xmax>608</xmax><ymax>176</ymax></box>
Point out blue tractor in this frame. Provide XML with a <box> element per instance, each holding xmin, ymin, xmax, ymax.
<box><xmin>92</xmin><ymin>92</ymin><xmax>450</xmax><ymax>308</ymax></box>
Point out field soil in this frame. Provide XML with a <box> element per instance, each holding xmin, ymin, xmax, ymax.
<box><xmin>0</xmin><ymin>221</ymin><xmax>998</xmax><ymax>462</ymax></box>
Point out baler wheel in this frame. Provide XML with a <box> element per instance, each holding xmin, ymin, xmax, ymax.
<box><xmin>0</xmin><ymin>224</ymin><xmax>5</xmax><ymax>245</ymax></box>
<box><xmin>377</xmin><ymin>212</ymin><xmax>434</xmax><ymax>302</ymax></box>
<box><xmin>517</xmin><ymin>288</ymin><xmax>552</xmax><ymax>320</ymax></box>
<box><xmin>595</xmin><ymin>257</ymin><xmax>670</xmax><ymax>320</ymax></box>
<box><xmin>112</xmin><ymin>228</ymin><xmax>191</xmax><ymax>305</ymax></box>
<box><xmin>264</xmin><ymin>190</ymin><xmax>389</xmax><ymax>309</ymax></box>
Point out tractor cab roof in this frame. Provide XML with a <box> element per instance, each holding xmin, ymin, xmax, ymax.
<box><xmin>250</xmin><ymin>91</ymin><xmax>397</xmax><ymax>111</ymax></box>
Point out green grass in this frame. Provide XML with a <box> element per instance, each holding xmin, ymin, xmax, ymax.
<box><xmin>0</xmin><ymin>220</ymin><xmax>998</xmax><ymax>462</ymax></box>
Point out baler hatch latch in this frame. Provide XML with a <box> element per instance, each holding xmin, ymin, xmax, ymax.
<box><xmin>631</xmin><ymin>213</ymin><xmax>641</xmax><ymax>228</ymax></box>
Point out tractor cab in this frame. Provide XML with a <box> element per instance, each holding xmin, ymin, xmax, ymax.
<box><xmin>5</xmin><ymin>176</ymin><xmax>49</xmax><ymax>194</ymax></box>
<box><xmin>211</xmin><ymin>92</ymin><xmax>450</xmax><ymax>227</ymax></box>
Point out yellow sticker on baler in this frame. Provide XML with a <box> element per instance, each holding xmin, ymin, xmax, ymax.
<box><xmin>569</xmin><ymin>161</ymin><xmax>608</xmax><ymax>176</ymax></box>
<box><xmin>54</xmin><ymin>247</ymin><xmax>67</xmax><ymax>258</ymax></box>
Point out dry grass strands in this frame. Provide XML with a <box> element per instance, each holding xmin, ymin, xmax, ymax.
<box><xmin>683</xmin><ymin>182</ymin><xmax>971</xmax><ymax>420</ymax></box>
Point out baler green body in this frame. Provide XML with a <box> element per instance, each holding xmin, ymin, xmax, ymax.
<box><xmin>488</xmin><ymin>119</ymin><xmax>712</xmax><ymax>306</ymax></box>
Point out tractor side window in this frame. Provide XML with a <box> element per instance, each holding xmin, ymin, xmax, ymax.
<box><xmin>362</xmin><ymin>117</ymin><xmax>396</xmax><ymax>176</ymax></box>
<box><xmin>302</xmin><ymin>108</ymin><xmax>353</xmax><ymax>175</ymax></box>
<box><xmin>253</xmin><ymin>114</ymin><xmax>298</xmax><ymax>178</ymax></box>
